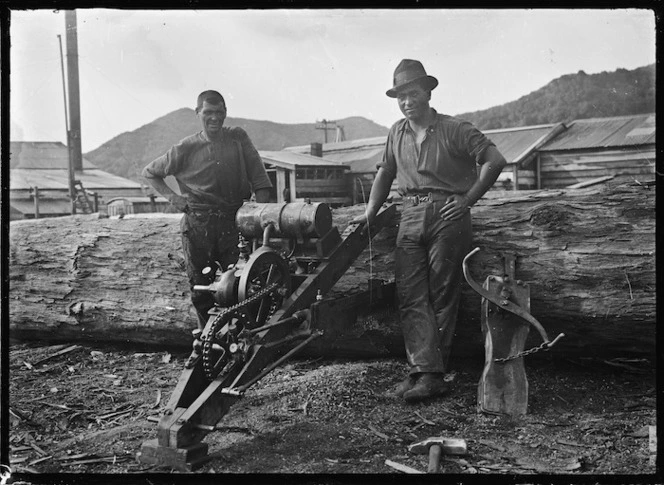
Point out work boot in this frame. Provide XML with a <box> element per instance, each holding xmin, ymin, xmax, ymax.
<box><xmin>384</xmin><ymin>374</ymin><xmax>418</xmax><ymax>398</ymax></box>
<box><xmin>403</xmin><ymin>373</ymin><xmax>449</xmax><ymax>404</ymax></box>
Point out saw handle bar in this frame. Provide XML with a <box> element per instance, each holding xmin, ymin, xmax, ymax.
<box><xmin>462</xmin><ymin>247</ymin><xmax>563</xmax><ymax>349</ymax></box>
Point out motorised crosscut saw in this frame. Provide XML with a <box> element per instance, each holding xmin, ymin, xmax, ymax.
<box><xmin>137</xmin><ymin>201</ymin><xmax>396</xmax><ymax>470</ymax></box>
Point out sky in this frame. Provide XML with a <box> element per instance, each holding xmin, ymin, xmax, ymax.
<box><xmin>10</xmin><ymin>8</ymin><xmax>656</xmax><ymax>153</ymax></box>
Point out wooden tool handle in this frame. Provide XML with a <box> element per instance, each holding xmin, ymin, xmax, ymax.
<box><xmin>427</xmin><ymin>444</ymin><xmax>442</xmax><ymax>473</ymax></box>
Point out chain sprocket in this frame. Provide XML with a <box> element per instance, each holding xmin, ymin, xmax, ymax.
<box><xmin>200</xmin><ymin>282</ymin><xmax>280</xmax><ymax>381</ymax></box>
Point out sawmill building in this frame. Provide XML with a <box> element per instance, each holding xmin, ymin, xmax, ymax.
<box><xmin>9</xmin><ymin>141</ymin><xmax>165</xmax><ymax>220</ymax></box>
<box><xmin>285</xmin><ymin>113</ymin><xmax>655</xmax><ymax>197</ymax></box>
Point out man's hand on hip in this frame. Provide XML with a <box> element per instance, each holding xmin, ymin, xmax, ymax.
<box><xmin>439</xmin><ymin>194</ymin><xmax>471</xmax><ymax>221</ymax></box>
<box><xmin>169</xmin><ymin>194</ymin><xmax>189</xmax><ymax>212</ymax></box>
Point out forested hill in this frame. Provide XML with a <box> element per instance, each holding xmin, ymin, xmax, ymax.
<box><xmin>84</xmin><ymin>114</ymin><xmax>389</xmax><ymax>183</ymax></box>
<box><xmin>456</xmin><ymin>64</ymin><xmax>655</xmax><ymax>130</ymax></box>
<box><xmin>85</xmin><ymin>64</ymin><xmax>654</xmax><ymax>183</ymax></box>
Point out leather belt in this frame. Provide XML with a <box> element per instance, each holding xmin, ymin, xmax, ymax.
<box><xmin>403</xmin><ymin>192</ymin><xmax>450</xmax><ymax>206</ymax></box>
<box><xmin>186</xmin><ymin>206</ymin><xmax>236</xmax><ymax>219</ymax></box>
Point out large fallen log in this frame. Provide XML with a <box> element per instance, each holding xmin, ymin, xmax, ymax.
<box><xmin>9</xmin><ymin>181</ymin><xmax>655</xmax><ymax>359</ymax></box>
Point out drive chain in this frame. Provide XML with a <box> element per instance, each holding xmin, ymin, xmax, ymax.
<box><xmin>201</xmin><ymin>282</ymin><xmax>280</xmax><ymax>381</ymax></box>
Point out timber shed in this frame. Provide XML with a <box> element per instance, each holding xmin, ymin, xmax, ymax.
<box><xmin>285</xmin><ymin>123</ymin><xmax>567</xmax><ymax>200</ymax></box>
<box><xmin>9</xmin><ymin>141</ymin><xmax>145</xmax><ymax>220</ymax></box>
<box><xmin>259</xmin><ymin>149</ymin><xmax>351</xmax><ymax>206</ymax></box>
<box><xmin>483</xmin><ymin>123</ymin><xmax>566</xmax><ymax>190</ymax></box>
<box><xmin>534</xmin><ymin>114</ymin><xmax>656</xmax><ymax>188</ymax></box>
<box><xmin>285</xmin><ymin>137</ymin><xmax>387</xmax><ymax>204</ymax></box>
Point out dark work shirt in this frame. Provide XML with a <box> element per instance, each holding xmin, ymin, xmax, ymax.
<box><xmin>378</xmin><ymin>109</ymin><xmax>495</xmax><ymax>195</ymax></box>
<box><xmin>143</xmin><ymin>127</ymin><xmax>272</xmax><ymax>209</ymax></box>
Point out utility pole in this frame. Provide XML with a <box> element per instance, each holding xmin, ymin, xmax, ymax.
<box><xmin>315</xmin><ymin>119</ymin><xmax>337</xmax><ymax>144</ymax></box>
<box><xmin>57</xmin><ymin>34</ymin><xmax>74</xmax><ymax>205</ymax></box>
<box><xmin>65</xmin><ymin>10</ymin><xmax>83</xmax><ymax>213</ymax></box>
<box><xmin>335</xmin><ymin>124</ymin><xmax>345</xmax><ymax>143</ymax></box>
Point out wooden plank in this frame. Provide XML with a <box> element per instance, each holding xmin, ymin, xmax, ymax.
<box><xmin>540</xmin><ymin>146</ymin><xmax>655</xmax><ymax>160</ymax></box>
<box><xmin>567</xmin><ymin>175</ymin><xmax>615</xmax><ymax>189</ymax></box>
<box><xmin>539</xmin><ymin>152</ymin><xmax>655</xmax><ymax>170</ymax></box>
<box><xmin>30</xmin><ymin>344</ymin><xmax>81</xmax><ymax>366</ymax></box>
<box><xmin>275</xmin><ymin>169</ymin><xmax>287</xmax><ymax>203</ymax></box>
<box><xmin>384</xmin><ymin>459</ymin><xmax>424</xmax><ymax>474</ymax></box>
<box><xmin>541</xmin><ymin>161</ymin><xmax>654</xmax><ymax>175</ymax></box>
<box><xmin>289</xmin><ymin>171</ymin><xmax>297</xmax><ymax>199</ymax></box>
<box><xmin>541</xmin><ymin>167</ymin><xmax>653</xmax><ymax>180</ymax></box>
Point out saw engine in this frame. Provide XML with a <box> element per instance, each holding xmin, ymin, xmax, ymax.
<box><xmin>186</xmin><ymin>201</ymin><xmax>334</xmax><ymax>383</ymax></box>
<box><xmin>137</xmin><ymin>200</ymin><xmax>396</xmax><ymax>470</ymax></box>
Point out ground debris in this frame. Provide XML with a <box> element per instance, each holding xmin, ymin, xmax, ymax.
<box><xmin>8</xmin><ymin>343</ymin><xmax>656</xmax><ymax>474</ymax></box>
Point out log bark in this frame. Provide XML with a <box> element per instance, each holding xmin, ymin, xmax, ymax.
<box><xmin>9</xmin><ymin>182</ymin><xmax>655</xmax><ymax>358</ymax></box>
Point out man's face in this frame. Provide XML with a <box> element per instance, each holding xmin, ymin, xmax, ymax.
<box><xmin>397</xmin><ymin>84</ymin><xmax>431</xmax><ymax>122</ymax></box>
<box><xmin>197</xmin><ymin>100</ymin><xmax>227</xmax><ymax>138</ymax></box>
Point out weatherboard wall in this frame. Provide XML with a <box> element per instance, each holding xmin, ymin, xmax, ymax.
<box><xmin>535</xmin><ymin>114</ymin><xmax>656</xmax><ymax>189</ymax></box>
<box><xmin>536</xmin><ymin>146</ymin><xmax>656</xmax><ymax>189</ymax></box>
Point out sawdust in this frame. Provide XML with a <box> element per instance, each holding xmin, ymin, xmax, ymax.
<box><xmin>8</xmin><ymin>342</ymin><xmax>657</xmax><ymax>478</ymax></box>
<box><xmin>7</xmin><ymin>204</ymin><xmax>658</xmax><ymax>480</ymax></box>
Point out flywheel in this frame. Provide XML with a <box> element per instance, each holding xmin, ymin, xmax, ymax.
<box><xmin>237</xmin><ymin>247</ymin><xmax>292</xmax><ymax>327</ymax></box>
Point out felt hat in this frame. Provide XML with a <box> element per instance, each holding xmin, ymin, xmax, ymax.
<box><xmin>386</xmin><ymin>59</ymin><xmax>439</xmax><ymax>98</ymax></box>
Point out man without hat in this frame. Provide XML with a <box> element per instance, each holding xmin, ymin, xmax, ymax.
<box><xmin>357</xmin><ymin>59</ymin><xmax>507</xmax><ymax>403</ymax></box>
<box><xmin>142</xmin><ymin>90</ymin><xmax>273</xmax><ymax>330</ymax></box>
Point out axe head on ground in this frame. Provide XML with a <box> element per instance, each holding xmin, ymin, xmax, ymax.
<box><xmin>408</xmin><ymin>437</ymin><xmax>467</xmax><ymax>456</ymax></box>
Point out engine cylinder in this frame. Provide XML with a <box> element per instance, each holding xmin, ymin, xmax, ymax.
<box><xmin>236</xmin><ymin>202</ymin><xmax>332</xmax><ymax>239</ymax></box>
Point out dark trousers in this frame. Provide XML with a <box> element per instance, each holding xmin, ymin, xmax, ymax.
<box><xmin>395</xmin><ymin>200</ymin><xmax>472</xmax><ymax>375</ymax></box>
<box><xmin>180</xmin><ymin>212</ymin><xmax>240</xmax><ymax>328</ymax></box>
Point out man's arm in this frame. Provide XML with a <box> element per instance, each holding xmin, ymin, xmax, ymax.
<box><xmin>439</xmin><ymin>145</ymin><xmax>507</xmax><ymax>220</ymax></box>
<box><xmin>235</xmin><ymin>128</ymin><xmax>273</xmax><ymax>199</ymax></box>
<box><xmin>254</xmin><ymin>188</ymin><xmax>271</xmax><ymax>203</ymax></box>
<box><xmin>354</xmin><ymin>167</ymin><xmax>394</xmax><ymax>226</ymax></box>
<box><xmin>142</xmin><ymin>163</ymin><xmax>188</xmax><ymax>212</ymax></box>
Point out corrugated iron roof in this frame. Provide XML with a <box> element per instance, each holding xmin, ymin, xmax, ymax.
<box><xmin>539</xmin><ymin>114</ymin><xmax>655</xmax><ymax>151</ymax></box>
<box><xmin>284</xmin><ymin>125</ymin><xmax>563</xmax><ymax>170</ymax></box>
<box><xmin>260</xmin><ymin>150</ymin><xmax>348</xmax><ymax>170</ymax></box>
<box><xmin>10</xmin><ymin>141</ymin><xmax>98</xmax><ymax>169</ymax></box>
<box><xmin>484</xmin><ymin>124</ymin><xmax>561</xmax><ymax>164</ymax></box>
<box><xmin>10</xmin><ymin>169</ymin><xmax>143</xmax><ymax>191</ymax></box>
<box><xmin>323</xmin><ymin>147</ymin><xmax>385</xmax><ymax>173</ymax></box>
<box><xmin>284</xmin><ymin>136</ymin><xmax>388</xmax><ymax>154</ymax></box>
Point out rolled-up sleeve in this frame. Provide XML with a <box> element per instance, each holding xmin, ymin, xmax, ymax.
<box><xmin>142</xmin><ymin>141</ymin><xmax>187</xmax><ymax>179</ymax></box>
<box><xmin>376</xmin><ymin>126</ymin><xmax>398</xmax><ymax>178</ymax></box>
<box><xmin>456</xmin><ymin>121</ymin><xmax>495</xmax><ymax>165</ymax></box>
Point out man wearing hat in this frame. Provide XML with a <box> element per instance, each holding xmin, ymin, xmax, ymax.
<box><xmin>357</xmin><ymin>59</ymin><xmax>507</xmax><ymax>403</ymax></box>
<box><xmin>142</xmin><ymin>90</ymin><xmax>273</xmax><ymax>330</ymax></box>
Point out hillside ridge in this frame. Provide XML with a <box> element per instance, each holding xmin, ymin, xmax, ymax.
<box><xmin>85</xmin><ymin>64</ymin><xmax>655</xmax><ymax>182</ymax></box>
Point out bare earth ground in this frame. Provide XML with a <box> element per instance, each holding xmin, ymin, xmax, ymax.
<box><xmin>8</xmin><ymin>340</ymin><xmax>657</xmax><ymax>483</ymax></box>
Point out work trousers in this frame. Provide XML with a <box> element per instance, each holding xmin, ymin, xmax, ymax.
<box><xmin>395</xmin><ymin>200</ymin><xmax>472</xmax><ymax>375</ymax></box>
<box><xmin>180</xmin><ymin>211</ymin><xmax>240</xmax><ymax>328</ymax></box>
